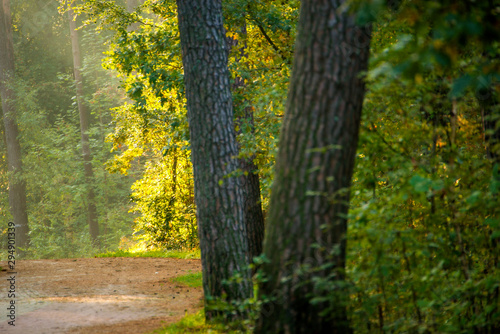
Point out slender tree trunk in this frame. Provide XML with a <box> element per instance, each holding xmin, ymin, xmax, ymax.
<box><xmin>479</xmin><ymin>88</ymin><xmax>499</xmax><ymax>165</ymax></box>
<box><xmin>227</xmin><ymin>22</ymin><xmax>265</xmax><ymax>262</ymax></box>
<box><xmin>238</xmin><ymin>128</ymin><xmax>265</xmax><ymax>261</ymax></box>
<box><xmin>68</xmin><ymin>7</ymin><xmax>99</xmax><ymax>247</ymax></box>
<box><xmin>255</xmin><ymin>0</ymin><xmax>371</xmax><ymax>333</ymax></box>
<box><xmin>0</xmin><ymin>0</ymin><xmax>30</xmax><ymax>255</ymax></box>
<box><xmin>478</xmin><ymin>0</ymin><xmax>500</xmax><ymax>168</ymax></box>
<box><xmin>176</xmin><ymin>0</ymin><xmax>252</xmax><ymax>320</ymax></box>
<box><xmin>477</xmin><ymin>62</ymin><xmax>500</xmax><ymax>334</ymax></box>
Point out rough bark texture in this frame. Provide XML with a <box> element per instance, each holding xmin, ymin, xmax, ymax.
<box><xmin>68</xmin><ymin>8</ymin><xmax>99</xmax><ymax>247</ymax></box>
<box><xmin>175</xmin><ymin>0</ymin><xmax>252</xmax><ymax>319</ymax></box>
<box><xmin>238</xmin><ymin>133</ymin><xmax>265</xmax><ymax>261</ymax></box>
<box><xmin>227</xmin><ymin>23</ymin><xmax>265</xmax><ymax>262</ymax></box>
<box><xmin>0</xmin><ymin>0</ymin><xmax>30</xmax><ymax>254</ymax></box>
<box><xmin>255</xmin><ymin>0</ymin><xmax>371</xmax><ymax>333</ymax></box>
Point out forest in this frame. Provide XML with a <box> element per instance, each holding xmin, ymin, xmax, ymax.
<box><xmin>1</xmin><ymin>0</ymin><xmax>499</xmax><ymax>333</ymax></box>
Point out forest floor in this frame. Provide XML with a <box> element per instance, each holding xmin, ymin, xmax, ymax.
<box><xmin>0</xmin><ymin>257</ymin><xmax>202</xmax><ymax>333</ymax></box>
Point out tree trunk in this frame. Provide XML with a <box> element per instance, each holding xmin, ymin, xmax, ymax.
<box><xmin>479</xmin><ymin>87</ymin><xmax>499</xmax><ymax>165</ymax></box>
<box><xmin>0</xmin><ymin>0</ymin><xmax>30</xmax><ymax>255</ymax></box>
<box><xmin>175</xmin><ymin>0</ymin><xmax>252</xmax><ymax>319</ymax></box>
<box><xmin>255</xmin><ymin>0</ymin><xmax>371</xmax><ymax>333</ymax></box>
<box><xmin>227</xmin><ymin>22</ymin><xmax>265</xmax><ymax>262</ymax></box>
<box><xmin>238</xmin><ymin>135</ymin><xmax>265</xmax><ymax>262</ymax></box>
<box><xmin>68</xmin><ymin>7</ymin><xmax>99</xmax><ymax>247</ymax></box>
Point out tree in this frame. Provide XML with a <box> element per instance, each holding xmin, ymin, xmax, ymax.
<box><xmin>175</xmin><ymin>0</ymin><xmax>252</xmax><ymax>319</ymax></box>
<box><xmin>478</xmin><ymin>74</ymin><xmax>500</xmax><ymax>167</ymax></box>
<box><xmin>0</xmin><ymin>0</ymin><xmax>30</xmax><ymax>254</ymax></box>
<box><xmin>255</xmin><ymin>0</ymin><xmax>371</xmax><ymax>332</ymax></box>
<box><xmin>68</xmin><ymin>5</ymin><xmax>99</xmax><ymax>247</ymax></box>
<box><xmin>227</xmin><ymin>20</ymin><xmax>265</xmax><ymax>262</ymax></box>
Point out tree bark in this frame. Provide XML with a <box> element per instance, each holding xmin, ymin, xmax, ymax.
<box><xmin>255</xmin><ymin>0</ymin><xmax>371</xmax><ymax>333</ymax></box>
<box><xmin>238</xmin><ymin>130</ymin><xmax>265</xmax><ymax>262</ymax></box>
<box><xmin>227</xmin><ymin>22</ymin><xmax>265</xmax><ymax>263</ymax></box>
<box><xmin>68</xmin><ymin>7</ymin><xmax>99</xmax><ymax>247</ymax></box>
<box><xmin>0</xmin><ymin>0</ymin><xmax>30</xmax><ymax>255</ymax></box>
<box><xmin>175</xmin><ymin>0</ymin><xmax>252</xmax><ymax>319</ymax></box>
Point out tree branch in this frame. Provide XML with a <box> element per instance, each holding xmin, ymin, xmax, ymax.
<box><xmin>250</xmin><ymin>17</ymin><xmax>291</xmax><ymax>65</ymax></box>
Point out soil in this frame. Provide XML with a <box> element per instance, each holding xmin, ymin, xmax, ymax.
<box><xmin>0</xmin><ymin>257</ymin><xmax>203</xmax><ymax>334</ymax></box>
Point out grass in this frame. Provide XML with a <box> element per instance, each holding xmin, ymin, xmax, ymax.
<box><xmin>95</xmin><ymin>248</ymin><xmax>200</xmax><ymax>259</ymax></box>
<box><xmin>151</xmin><ymin>310</ymin><xmax>238</xmax><ymax>334</ymax></box>
<box><xmin>172</xmin><ymin>271</ymin><xmax>203</xmax><ymax>288</ymax></box>
<box><xmin>161</xmin><ymin>272</ymin><xmax>258</xmax><ymax>334</ymax></box>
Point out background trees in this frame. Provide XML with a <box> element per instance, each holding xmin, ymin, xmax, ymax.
<box><xmin>0</xmin><ymin>0</ymin><xmax>30</xmax><ymax>254</ymax></box>
<box><xmin>68</xmin><ymin>5</ymin><xmax>99</xmax><ymax>246</ymax></box>
<box><xmin>1</xmin><ymin>0</ymin><xmax>135</xmax><ymax>257</ymax></box>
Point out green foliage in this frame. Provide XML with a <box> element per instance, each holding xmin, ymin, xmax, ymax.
<box><xmin>360</xmin><ymin>0</ymin><xmax>500</xmax><ymax>95</ymax></box>
<box><xmin>345</xmin><ymin>3</ymin><xmax>500</xmax><ymax>332</ymax></box>
<box><xmin>74</xmin><ymin>0</ymin><xmax>299</xmax><ymax>248</ymax></box>
<box><xmin>74</xmin><ymin>0</ymin><xmax>197</xmax><ymax>249</ymax></box>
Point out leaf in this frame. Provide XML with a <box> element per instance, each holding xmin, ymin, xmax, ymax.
<box><xmin>450</xmin><ymin>75</ymin><xmax>472</xmax><ymax>98</ymax></box>
<box><xmin>484</xmin><ymin>217</ymin><xmax>499</xmax><ymax>229</ymax></box>
<box><xmin>491</xmin><ymin>231</ymin><xmax>500</xmax><ymax>240</ymax></box>
<box><xmin>409</xmin><ymin>175</ymin><xmax>432</xmax><ymax>193</ymax></box>
<box><xmin>466</xmin><ymin>191</ymin><xmax>481</xmax><ymax>205</ymax></box>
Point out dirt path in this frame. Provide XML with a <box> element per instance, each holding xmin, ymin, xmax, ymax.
<box><xmin>0</xmin><ymin>257</ymin><xmax>202</xmax><ymax>333</ymax></box>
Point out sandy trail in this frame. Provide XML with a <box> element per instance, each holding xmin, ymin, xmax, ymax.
<box><xmin>0</xmin><ymin>257</ymin><xmax>202</xmax><ymax>333</ymax></box>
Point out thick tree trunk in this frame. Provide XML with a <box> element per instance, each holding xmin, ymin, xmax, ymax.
<box><xmin>227</xmin><ymin>22</ymin><xmax>265</xmax><ymax>262</ymax></box>
<box><xmin>255</xmin><ymin>0</ymin><xmax>371</xmax><ymax>333</ymax></box>
<box><xmin>175</xmin><ymin>0</ymin><xmax>252</xmax><ymax>319</ymax></box>
<box><xmin>0</xmin><ymin>0</ymin><xmax>30</xmax><ymax>254</ymax></box>
<box><xmin>68</xmin><ymin>8</ymin><xmax>99</xmax><ymax>247</ymax></box>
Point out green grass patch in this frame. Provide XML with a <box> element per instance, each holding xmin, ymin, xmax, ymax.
<box><xmin>151</xmin><ymin>310</ymin><xmax>236</xmax><ymax>334</ymax></box>
<box><xmin>172</xmin><ymin>271</ymin><xmax>203</xmax><ymax>288</ymax></box>
<box><xmin>95</xmin><ymin>248</ymin><xmax>200</xmax><ymax>259</ymax></box>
